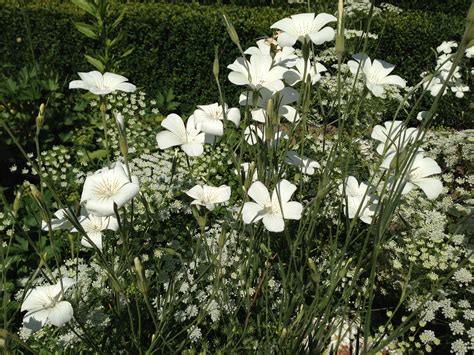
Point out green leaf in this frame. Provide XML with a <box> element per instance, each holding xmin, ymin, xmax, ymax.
<box><xmin>120</xmin><ymin>47</ymin><xmax>134</xmax><ymax>59</ymax></box>
<box><xmin>74</xmin><ymin>22</ymin><xmax>98</xmax><ymax>40</ymax></box>
<box><xmin>71</xmin><ymin>0</ymin><xmax>96</xmax><ymax>17</ymax></box>
<box><xmin>84</xmin><ymin>55</ymin><xmax>105</xmax><ymax>72</ymax></box>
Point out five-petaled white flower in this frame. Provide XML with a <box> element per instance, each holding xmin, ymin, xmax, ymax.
<box><xmin>339</xmin><ymin>176</ymin><xmax>378</xmax><ymax>224</ymax></box>
<box><xmin>72</xmin><ymin>212</ymin><xmax>119</xmax><ymax>250</ymax></box>
<box><xmin>242</xmin><ymin>179</ymin><xmax>303</xmax><ymax>232</ymax></box>
<box><xmin>193</xmin><ymin>103</ymin><xmax>241</xmax><ymax>136</ymax></box>
<box><xmin>185</xmin><ymin>184</ymin><xmax>231</xmax><ymax>211</ymax></box>
<box><xmin>21</xmin><ymin>278</ymin><xmax>75</xmax><ymax>331</ymax></box>
<box><xmin>240</xmin><ymin>87</ymin><xmax>300</xmax><ymax>123</ymax></box>
<box><xmin>227</xmin><ymin>54</ymin><xmax>287</xmax><ymax>92</ymax></box>
<box><xmin>69</xmin><ymin>71</ymin><xmax>136</xmax><ymax>95</ymax></box>
<box><xmin>80</xmin><ymin>162</ymin><xmax>140</xmax><ymax>217</ymax></box>
<box><xmin>348</xmin><ymin>54</ymin><xmax>406</xmax><ymax>97</ymax></box>
<box><xmin>371</xmin><ymin>120</ymin><xmax>419</xmax><ymax>165</ymax></box>
<box><xmin>271</xmin><ymin>13</ymin><xmax>337</xmax><ymax>47</ymax></box>
<box><xmin>156</xmin><ymin>114</ymin><xmax>206</xmax><ymax>156</ymax></box>
<box><xmin>401</xmin><ymin>153</ymin><xmax>443</xmax><ymax>200</ymax></box>
<box><xmin>244</xmin><ymin>39</ymin><xmax>298</xmax><ymax>67</ymax></box>
<box><xmin>284</xmin><ymin>151</ymin><xmax>320</xmax><ymax>175</ymax></box>
<box><xmin>283</xmin><ymin>58</ymin><xmax>327</xmax><ymax>86</ymax></box>
<box><xmin>244</xmin><ymin>125</ymin><xmax>289</xmax><ymax>146</ymax></box>
<box><xmin>41</xmin><ymin>209</ymin><xmax>73</xmax><ymax>231</ymax></box>
<box><xmin>436</xmin><ymin>41</ymin><xmax>458</xmax><ymax>54</ymax></box>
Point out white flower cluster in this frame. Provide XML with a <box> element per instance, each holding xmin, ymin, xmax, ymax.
<box><xmin>422</xmin><ymin>40</ymin><xmax>471</xmax><ymax>98</ymax></box>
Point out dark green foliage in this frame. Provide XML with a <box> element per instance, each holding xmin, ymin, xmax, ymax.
<box><xmin>0</xmin><ymin>1</ymin><xmax>471</xmax><ymax>121</ymax></box>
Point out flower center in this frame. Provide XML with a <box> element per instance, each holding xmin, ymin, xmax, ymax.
<box><xmin>94</xmin><ymin>177</ymin><xmax>123</xmax><ymax>199</ymax></box>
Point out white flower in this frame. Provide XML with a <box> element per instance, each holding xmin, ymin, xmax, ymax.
<box><xmin>244</xmin><ymin>125</ymin><xmax>288</xmax><ymax>146</ymax></box>
<box><xmin>271</xmin><ymin>13</ymin><xmax>337</xmax><ymax>47</ymax></box>
<box><xmin>244</xmin><ymin>39</ymin><xmax>298</xmax><ymax>67</ymax></box>
<box><xmin>348</xmin><ymin>54</ymin><xmax>406</xmax><ymax>97</ymax></box>
<box><xmin>416</xmin><ymin>111</ymin><xmax>429</xmax><ymax>121</ymax></box>
<box><xmin>242</xmin><ymin>179</ymin><xmax>303</xmax><ymax>232</ymax></box>
<box><xmin>72</xmin><ymin>212</ymin><xmax>119</xmax><ymax>250</ymax></box>
<box><xmin>21</xmin><ymin>278</ymin><xmax>75</xmax><ymax>331</ymax></box>
<box><xmin>156</xmin><ymin>114</ymin><xmax>206</xmax><ymax>156</ymax></box>
<box><xmin>80</xmin><ymin>162</ymin><xmax>140</xmax><ymax>217</ymax></box>
<box><xmin>423</xmin><ymin>76</ymin><xmax>445</xmax><ymax>96</ymax></box>
<box><xmin>227</xmin><ymin>54</ymin><xmax>287</xmax><ymax>91</ymax></box>
<box><xmin>371</xmin><ymin>120</ymin><xmax>419</xmax><ymax>160</ymax></box>
<box><xmin>283</xmin><ymin>58</ymin><xmax>327</xmax><ymax>85</ymax></box>
<box><xmin>41</xmin><ymin>209</ymin><xmax>73</xmax><ymax>231</ymax></box>
<box><xmin>401</xmin><ymin>153</ymin><xmax>443</xmax><ymax>200</ymax></box>
<box><xmin>465</xmin><ymin>45</ymin><xmax>474</xmax><ymax>58</ymax></box>
<box><xmin>436</xmin><ymin>41</ymin><xmax>458</xmax><ymax>54</ymax></box>
<box><xmin>339</xmin><ymin>176</ymin><xmax>378</xmax><ymax>224</ymax></box>
<box><xmin>284</xmin><ymin>151</ymin><xmax>320</xmax><ymax>175</ymax></box>
<box><xmin>69</xmin><ymin>71</ymin><xmax>136</xmax><ymax>95</ymax></box>
<box><xmin>451</xmin><ymin>82</ymin><xmax>470</xmax><ymax>98</ymax></box>
<box><xmin>193</xmin><ymin>103</ymin><xmax>240</xmax><ymax>136</ymax></box>
<box><xmin>185</xmin><ymin>184</ymin><xmax>231</xmax><ymax>211</ymax></box>
<box><xmin>240</xmin><ymin>87</ymin><xmax>300</xmax><ymax>123</ymax></box>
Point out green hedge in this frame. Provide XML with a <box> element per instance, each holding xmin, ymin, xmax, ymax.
<box><xmin>0</xmin><ymin>1</ymin><xmax>470</xmax><ymax>122</ymax></box>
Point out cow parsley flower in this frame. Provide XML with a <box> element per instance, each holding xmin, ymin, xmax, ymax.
<box><xmin>227</xmin><ymin>54</ymin><xmax>287</xmax><ymax>92</ymax></box>
<box><xmin>69</xmin><ymin>71</ymin><xmax>136</xmax><ymax>95</ymax></box>
<box><xmin>185</xmin><ymin>184</ymin><xmax>231</xmax><ymax>211</ymax></box>
<box><xmin>21</xmin><ymin>278</ymin><xmax>75</xmax><ymax>331</ymax></box>
<box><xmin>80</xmin><ymin>162</ymin><xmax>140</xmax><ymax>217</ymax></box>
<box><xmin>242</xmin><ymin>179</ymin><xmax>303</xmax><ymax>232</ymax></box>
<box><xmin>348</xmin><ymin>54</ymin><xmax>406</xmax><ymax>97</ymax></box>
<box><xmin>271</xmin><ymin>13</ymin><xmax>337</xmax><ymax>47</ymax></box>
<box><xmin>156</xmin><ymin>114</ymin><xmax>206</xmax><ymax>156</ymax></box>
<box><xmin>193</xmin><ymin>103</ymin><xmax>240</xmax><ymax>136</ymax></box>
<box><xmin>339</xmin><ymin>176</ymin><xmax>378</xmax><ymax>224</ymax></box>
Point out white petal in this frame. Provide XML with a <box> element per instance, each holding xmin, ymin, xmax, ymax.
<box><xmin>414</xmin><ymin>178</ymin><xmax>443</xmax><ymax>200</ymax></box>
<box><xmin>309</xmin><ymin>27</ymin><xmax>335</xmax><ymax>45</ymax></box>
<box><xmin>182</xmin><ymin>142</ymin><xmax>204</xmax><ymax>157</ymax></box>
<box><xmin>47</xmin><ymin>301</ymin><xmax>74</xmax><ymax>327</ymax></box>
<box><xmin>23</xmin><ymin>308</ymin><xmax>50</xmax><ymax>330</ymax></box>
<box><xmin>262</xmin><ymin>214</ymin><xmax>285</xmax><ymax>232</ymax></box>
<box><xmin>281</xmin><ymin>201</ymin><xmax>303</xmax><ymax>220</ymax></box>
<box><xmin>156</xmin><ymin>131</ymin><xmax>183</xmax><ymax>149</ymax></box>
<box><xmin>227</xmin><ymin>107</ymin><xmax>241</xmax><ymax>127</ymax></box>
<box><xmin>247</xmin><ymin>181</ymin><xmax>270</xmax><ymax>206</ymax></box>
<box><xmin>242</xmin><ymin>202</ymin><xmax>265</xmax><ymax>224</ymax></box>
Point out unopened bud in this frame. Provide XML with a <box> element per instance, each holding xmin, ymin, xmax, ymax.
<box><xmin>134</xmin><ymin>256</ymin><xmax>147</xmax><ymax>294</ymax></box>
<box><xmin>115</xmin><ymin>112</ymin><xmax>125</xmax><ymax>130</ymax></box>
<box><xmin>307</xmin><ymin>258</ymin><xmax>317</xmax><ymax>273</ymax></box>
<box><xmin>336</xmin><ymin>0</ymin><xmax>345</xmax><ymax>55</ymax></box>
<box><xmin>12</xmin><ymin>190</ymin><xmax>22</xmax><ymax>216</ymax></box>
<box><xmin>213</xmin><ymin>46</ymin><xmax>220</xmax><ymax>79</ymax></box>
<box><xmin>36</xmin><ymin>103</ymin><xmax>45</xmax><ymax>130</ymax></box>
<box><xmin>223</xmin><ymin>15</ymin><xmax>240</xmax><ymax>47</ymax></box>
<box><xmin>100</xmin><ymin>98</ymin><xmax>107</xmax><ymax>113</ymax></box>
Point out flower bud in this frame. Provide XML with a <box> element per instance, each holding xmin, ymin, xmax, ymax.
<box><xmin>134</xmin><ymin>256</ymin><xmax>147</xmax><ymax>294</ymax></box>
<box><xmin>223</xmin><ymin>15</ymin><xmax>240</xmax><ymax>48</ymax></box>
<box><xmin>336</xmin><ymin>0</ymin><xmax>345</xmax><ymax>56</ymax></box>
<box><xmin>307</xmin><ymin>258</ymin><xmax>317</xmax><ymax>274</ymax></box>
<box><xmin>115</xmin><ymin>112</ymin><xmax>125</xmax><ymax>131</ymax></box>
<box><xmin>36</xmin><ymin>103</ymin><xmax>45</xmax><ymax>130</ymax></box>
<box><xmin>213</xmin><ymin>46</ymin><xmax>220</xmax><ymax>79</ymax></box>
<box><xmin>12</xmin><ymin>189</ymin><xmax>22</xmax><ymax>216</ymax></box>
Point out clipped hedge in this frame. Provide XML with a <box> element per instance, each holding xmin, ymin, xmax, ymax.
<box><xmin>0</xmin><ymin>1</ymin><xmax>471</xmax><ymax>122</ymax></box>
